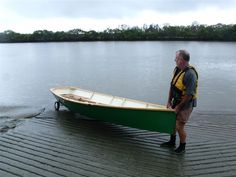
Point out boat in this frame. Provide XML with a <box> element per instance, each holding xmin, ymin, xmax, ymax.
<box><xmin>50</xmin><ymin>86</ymin><xmax>176</xmax><ymax>134</ymax></box>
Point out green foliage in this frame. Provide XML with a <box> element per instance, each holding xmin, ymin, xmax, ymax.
<box><xmin>1</xmin><ymin>24</ymin><xmax>236</xmax><ymax>43</ymax></box>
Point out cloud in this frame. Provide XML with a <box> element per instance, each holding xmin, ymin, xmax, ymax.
<box><xmin>1</xmin><ymin>0</ymin><xmax>138</xmax><ymax>19</ymax></box>
<box><xmin>2</xmin><ymin>0</ymin><xmax>236</xmax><ymax>19</ymax></box>
<box><xmin>1</xmin><ymin>0</ymin><xmax>236</xmax><ymax>33</ymax></box>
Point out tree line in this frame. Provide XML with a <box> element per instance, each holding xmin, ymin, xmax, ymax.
<box><xmin>1</xmin><ymin>23</ymin><xmax>236</xmax><ymax>43</ymax></box>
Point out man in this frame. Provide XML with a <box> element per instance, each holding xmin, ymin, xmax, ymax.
<box><xmin>161</xmin><ymin>50</ymin><xmax>198</xmax><ymax>154</ymax></box>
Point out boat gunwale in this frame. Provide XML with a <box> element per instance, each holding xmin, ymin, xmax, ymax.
<box><xmin>50</xmin><ymin>86</ymin><xmax>175</xmax><ymax>113</ymax></box>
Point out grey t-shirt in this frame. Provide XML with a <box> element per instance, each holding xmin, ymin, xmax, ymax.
<box><xmin>183</xmin><ymin>68</ymin><xmax>198</xmax><ymax>108</ymax></box>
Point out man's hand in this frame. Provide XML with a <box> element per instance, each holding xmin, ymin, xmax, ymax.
<box><xmin>166</xmin><ymin>102</ymin><xmax>172</xmax><ymax>109</ymax></box>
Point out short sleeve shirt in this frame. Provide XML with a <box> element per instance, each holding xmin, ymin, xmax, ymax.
<box><xmin>183</xmin><ymin>68</ymin><xmax>198</xmax><ymax>109</ymax></box>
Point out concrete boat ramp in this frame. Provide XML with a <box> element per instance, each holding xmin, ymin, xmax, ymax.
<box><xmin>0</xmin><ymin>107</ymin><xmax>236</xmax><ymax>177</ymax></box>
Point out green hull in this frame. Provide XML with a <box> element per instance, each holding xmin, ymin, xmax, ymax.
<box><xmin>55</xmin><ymin>95</ymin><xmax>176</xmax><ymax>134</ymax></box>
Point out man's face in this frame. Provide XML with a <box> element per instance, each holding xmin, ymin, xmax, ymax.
<box><xmin>175</xmin><ymin>53</ymin><xmax>182</xmax><ymax>68</ymax></box>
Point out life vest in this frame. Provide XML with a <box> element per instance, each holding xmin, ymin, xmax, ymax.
<box><xmin>171</xmin><ymin>65</ymin><xmax>198</xmax><ymax>101</ymax></box>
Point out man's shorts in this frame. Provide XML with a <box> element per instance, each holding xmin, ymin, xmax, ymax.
<box><xmin>177</xmin><ymin>107</ymin><xmax>193</xmax><ymax>123</ymax></box>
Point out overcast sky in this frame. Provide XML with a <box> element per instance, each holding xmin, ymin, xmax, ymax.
<box><xmin>1</xmin><ymin>0</ymin><xmax>236</xmax><ymax>33</ymax></box>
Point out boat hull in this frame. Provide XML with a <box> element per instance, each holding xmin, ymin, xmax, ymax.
<box><xmin>52</xmin><ymin>92</ymin><xmax>176</xmax><ymax>134</ymax></box>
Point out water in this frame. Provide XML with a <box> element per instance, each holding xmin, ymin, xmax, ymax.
<box><xmin>0</xmin><ymin>41</ymin><xmax>236</xmax><ymax>112</ymax></box>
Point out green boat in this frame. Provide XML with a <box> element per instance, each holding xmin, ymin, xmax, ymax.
<box><xmin>50</xmin><ymin>86</ymin><xmax>176</xmax><ymax>134</ymax></box>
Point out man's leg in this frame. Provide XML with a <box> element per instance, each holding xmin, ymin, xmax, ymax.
<box><xmin>177</xmin><ymin>121</ymin><xmax>186</xmax><ymax>143</ymax></box>
<box><xmin>174</xmin><ymin>121</ymin><xmax>186</xmax><ymax>153</ymax></box>
<box><xmin>174</xmin><ymin>107</ymin><xmax>192</xmax><ymax>154</ymax></box>
<box><xmin>160</xmin><ymin>127</ymin><xmax>177</xmax><ymax>148</ymax></box>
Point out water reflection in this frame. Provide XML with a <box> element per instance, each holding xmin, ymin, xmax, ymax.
<box><xmin>0</xmin><ymin>41</ymin><xmax>236</xmax><ymax>112</ymax></box>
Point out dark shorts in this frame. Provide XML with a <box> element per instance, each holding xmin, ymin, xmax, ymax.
<box><xmin>177</xmin><ymin>107</ymin><xmax>193</xmax><ymax>123</ymax></box>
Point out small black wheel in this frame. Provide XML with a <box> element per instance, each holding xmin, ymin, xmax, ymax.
<box><xmin>54</xmin><ymin>101</ymin><xmax>60</xmax><ymax>111</ymax></box>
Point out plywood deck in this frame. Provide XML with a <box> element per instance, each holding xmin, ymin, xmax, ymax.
<box><xmin>0</xmin><ymin>109</ymin><xmax>236</xmax><ymax>177</ymax></box>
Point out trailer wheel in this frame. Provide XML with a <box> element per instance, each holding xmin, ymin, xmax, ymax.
<box><xmin>54</xmin><ymin>101</ymin><xmax>60</xmax><ymax>111</ymax></box>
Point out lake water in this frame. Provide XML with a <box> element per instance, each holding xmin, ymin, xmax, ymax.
<box><xmin>0</xmin><ymin>41</ymin><xmax>236</xmax><ymax>112</ymax></box>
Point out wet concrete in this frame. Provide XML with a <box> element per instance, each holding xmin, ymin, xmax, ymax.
<box><xmin>0</xmin><ymin>107</ymin><xmax>236</xmax><ymax>177</ymax></box>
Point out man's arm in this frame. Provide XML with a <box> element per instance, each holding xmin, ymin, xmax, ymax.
<box><xmin>167</xmin><ymin>87</ymin><xmax>173</xmax><ymax>108</ymax></box>
<box><xmin>174</xmin><ymin>94</ymin><xmax>192</xmax><ymax>113</ymax></box>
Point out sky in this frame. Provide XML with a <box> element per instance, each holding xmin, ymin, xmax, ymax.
<box><xmin>1</xmin><ymin>0</ymin><xmax>236</xmax><ymax>33</ymax></box>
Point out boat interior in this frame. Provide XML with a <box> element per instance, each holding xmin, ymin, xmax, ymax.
<box><xmin>52</xmin><ymin>87</ymin><xmax>167</xmax><ymax>110</ymax></box>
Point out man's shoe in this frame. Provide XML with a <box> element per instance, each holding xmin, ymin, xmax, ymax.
<box><xmin>160</xmin><ymin>135</ymin><xmax>176</xmax><ymax>148</ymax></box>
<box><xmin>160</xmin><ymin>141</ymin><xmax>176</xmax><ymax>148</ymax></box>
<box><xmin>174</xmin><ymin>143</ymin><xmax>186</xmax><ymax>154</ymax></box>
